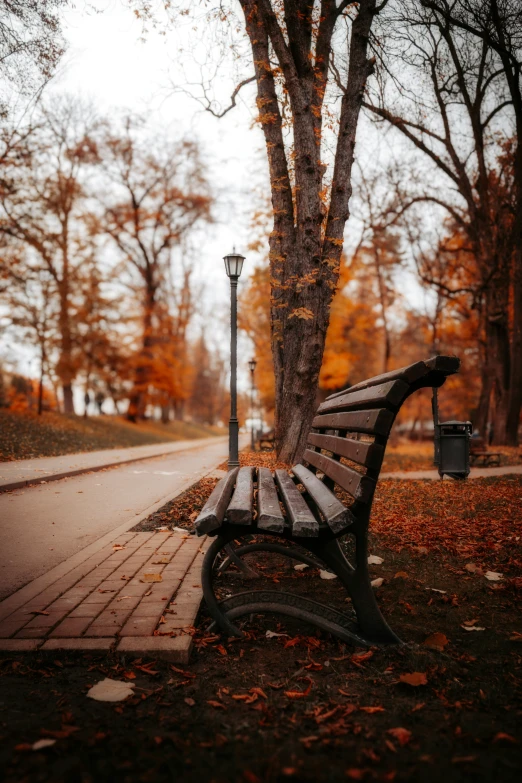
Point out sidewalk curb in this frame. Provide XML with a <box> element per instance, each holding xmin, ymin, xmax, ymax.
<box><xmin>0</xmin><ymin>436</ymin><xmax>226</xmax><ymax>493</ymax></box>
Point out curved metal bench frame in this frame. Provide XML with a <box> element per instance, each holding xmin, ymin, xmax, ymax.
<box><xmin>196</xmin><ymin>356</ymin><xmax>460</xmax><ymax>647</ymax></box>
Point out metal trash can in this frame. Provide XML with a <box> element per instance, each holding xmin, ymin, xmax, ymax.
<box><xmin>432</xmin><ymin>387</ymin><xmax>472</xmax><ymax>479</ymax></box>
<box><xmin>435</xmin><ymin>420</ymin><xmax>472</xmax><ymax>479</ymax></box>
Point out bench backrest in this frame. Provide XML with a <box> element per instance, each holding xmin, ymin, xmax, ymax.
<box><xmin>302</xmin><ymin>355</ymin><xmax>460</xmax><ymax>512</ymax></box>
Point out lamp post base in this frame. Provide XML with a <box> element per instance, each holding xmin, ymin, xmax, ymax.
<box><xmin>228</xmin><ymin>417</ymin><xmax>239</xmax><ymax>470</ymax></box>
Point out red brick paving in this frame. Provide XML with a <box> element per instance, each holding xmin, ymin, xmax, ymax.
<box><xmin>0</xmin><ymin>530</ymin><xmax>208</xmax><ymax>662</ymax></box>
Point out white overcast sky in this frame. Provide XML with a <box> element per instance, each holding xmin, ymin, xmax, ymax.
<box><xmin>57</xmin><ymin>0</ymin><xmax>264</xmax><ymax>308</ymax></box>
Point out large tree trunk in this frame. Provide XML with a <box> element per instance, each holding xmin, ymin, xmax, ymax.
<box><xmin>241</xmin><ymin>0</ymin><xmax>377</xmax><ymax>464</ymax></box>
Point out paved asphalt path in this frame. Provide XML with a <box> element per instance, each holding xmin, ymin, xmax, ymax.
<box><xmin>0</xmin><ymin>436</ymin><xmax>236</xmax><ymax>600</ymax></box>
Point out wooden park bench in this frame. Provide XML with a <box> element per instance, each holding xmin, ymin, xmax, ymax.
<box><xmin>195</xmin><ymin>355</ymin><xmax>460</xmax><ymax>647</ymax></box>
<box><xmin>470</xmin><ymin>437</ymin><xmax>501</xmax><ymax>467</ymax></box>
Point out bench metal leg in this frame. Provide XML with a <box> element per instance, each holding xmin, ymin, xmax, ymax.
<box><xmin>307</xmin><ymin>533</ymin><xmax>401</xmax><ymax>645</ymax></box>
<box><xmin>201</xmin><ymin>528</ymin><xmax>402</xmax><ymax>646</ymax></box>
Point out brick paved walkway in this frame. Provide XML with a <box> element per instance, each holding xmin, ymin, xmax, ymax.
<box><xmin>0</xmin><ymin>529</ymin><xmax>208</xmax><ymax>662</ymax></box>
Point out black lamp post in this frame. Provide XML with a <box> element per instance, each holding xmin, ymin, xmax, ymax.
<box><xmin>248</xmin><ymin>357</ymin><xmax>257</xmax><ymax>451</ymax></box>
<box><xmin>224</xmin><ymin>249</ymin><xmax>245</xmax><ymax>469</ymax></box>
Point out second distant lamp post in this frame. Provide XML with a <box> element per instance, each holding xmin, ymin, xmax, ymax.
<box><xmin>249</xmin><ymin>357</ymin><xmax>257</xmax><ymax>451</ymax></box>
<box><xmin>224</xmin><ymin>249</ymin><xmax>245</xmax><ymax>470</ymax></box>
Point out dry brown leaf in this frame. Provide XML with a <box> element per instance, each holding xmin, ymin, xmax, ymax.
<box><xmin>423</xmin><ymin>632</ymin><xmax>449</xmax><ymax>651</ymax></box>
<box><xmin>493</xmin><ymin>732</ymin><xmax>518</xmax><ymax>744</ymax></box>
<box><xmin>141</xmin><ymin>573</ymin><xmax>162</xmax><ymax>582</ymax></box>
<box><xmin>387</xmin><ymin>727</ymin><xmax>412</xmax><ymax>746</ymax></box>
<box><xmin>399</xmin><ymin>672</ymin><xmax>428</xmax><ymax>686</ymax></box>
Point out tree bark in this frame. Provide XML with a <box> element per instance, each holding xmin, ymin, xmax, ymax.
<box><xmin>241</xmin><ymin>0</ymin><xmax>377</xmax><ymax>464</ymax></box>
<box><xmin>486</xmin><ymin>279</ymin><xmax>511</xmax><ymax>445</ymax></box>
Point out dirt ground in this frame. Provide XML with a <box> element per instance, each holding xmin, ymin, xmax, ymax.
<box><xmin>1</xmin><ymin>467</ymin><xmax>521</xmax><ymax>783</ymax></box>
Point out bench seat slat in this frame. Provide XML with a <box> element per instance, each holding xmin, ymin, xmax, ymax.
<box><xmin>312</xmin><ymin>408</ymin><xmax>394</xmax><ymax>436</ymax></box>
<box><xmin>307</xmin><ymin>433</ymin><xmax>384</xmax><ymax>470</ymax></box>
<box><xmin>227</xmin><ymin>466</ymin><xmax>254</xmax><ymax>525</ymax></box>
<box><xmin>274</xmin><ymin>469</ymin><xmax>319</xmax><ymax>537</ymax></box>
<box><xmin>292</xmin><ymin>464</ymin><xmax>354</xmax><ymax>534</ymax></box>
<box><xmin>318</xmin><ymin>380</ymin><xmax>409</xmax><ymax>415</ymax></box>
<box><xmin>304</xmin><ymin>450</ymin><xmax>375</xmax><ymax>503</ymax></box>
<box><xmin>195</xmin><ymin>467</ymin><xmax>239</xmax><ymax>535</ymax></box>
<box><xmin>257</xmin><ymin>467</ymin><xmax>285</xmax><ymax>533</ymax></box>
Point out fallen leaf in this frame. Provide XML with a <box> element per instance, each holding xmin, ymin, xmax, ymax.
<box><xmin>368</xmin><ymin>555</ymin><xmax>384</xmax><ymax>565</ymax></box>
<box><xmin>285</xmin><ymin>677</ymin><xmax>313</xmax><ymax>699</ymax></box>
<box><xmin>184</xmin><ymin>697</ymin><xmax>195</xmax><ymax>707</ymax></box>
<box><xmin>294</xmin><ymin>563</ymin><xmax>309</xmax><ymax>571</ymax></box>
<box><xmin>492</xmin><ymin>732</ymin><xmax>517</xmax><ymax>744</ymax></box>
<box><xmin>371</xmin><ymin>578</ymin><xmax>384</xmax><ymax>588</ymax></box>
<box><xmin>461</xmin><ymin>625</ymin><xmax>485</xmax><ymax>631</ymax></box>
<box><xmin>509</xmin><ymin>631</ymin><xmax>522</xmax><ymax>642</ymax></box>
<box><xmin>27</xmin><ymin>610</ymin><xmax>49</xmax><ymax>616</ymax></box>
<box><xmin>266</xmin><ymin>630</ymin><xmax>288</xmax><ymax>639</ymax></box>
<box><xmin>484</xmin><ymin>571</ymin><xmax>503</xmax><ymax>581</ymax></box>
<box><xmin>216</xmin><ymin>644</ymin><xmax>228</xmax><ymax>656</ymax></box>
<box><xmin>360</xmin><ymin>705</ymin><xmax>385</xmax><ymax>713</ymax></box>
<box><xmin>399</xmin><ymin>672</ymin><xmax>428</xmax><ymax>686</ymax></box>
<box><xmin>425</xmin><ymin>588</ymin><xmax>447</xmax><ymax>594</ymax></box>
<box><xmin>394</xmin><ymin>571</ymin><xmax>409</xmax><ymax>579</ymax></box>
<box><xmin>319</xmin><ymin>569</ymin><xmax>337</xmax><ymax>580</ymax></box>
<box><xmin>87</xmin><ymin>678</ymin><xmax>135</xmax><ymax>702</ymax></box>
<box><xmin>423</xmin><ymin>632</ymin><xmax>449</xmax><ymax>651</ymax></box>
<box><xmin>32</xmin><ymin>739</ymin><xmax>56</xmax><ymax>751</ymax></box>
<box><xmin>387</xmin><ymin>727</ymin><xmax>412</xmax><ymax>746</ymax></box>
<box><xmin>141</xmin><ymin>573</ymin><xmax>162</xmax><ymax>582</ymax></box>
<box><xmin>207</xmin><ymin>700</ymin><xmax>226</xmax><ymax>710</ymax></box>
<box><xmin>112</xmin><ymin>544</ymin><xmax>125</xmax><ymax>550</ymax></box>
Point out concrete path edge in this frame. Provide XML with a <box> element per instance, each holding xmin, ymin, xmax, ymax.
<box><xmin>0</xmin><ymin>436</ymin><xmax>226</xmax><ymax>492</ymax></box>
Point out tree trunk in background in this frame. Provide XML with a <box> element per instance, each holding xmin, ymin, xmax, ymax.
<box><xmin>487</xmin><ymin>280</ymin><xmax>511</xmax><ymax>445</ymax></box>
<box><xmin>475</xmin><ymin>365</ymin><xmax>492</xmax><ymax>437</ymax></box>
<box><xmin>57</xmin><ymin>279</ymin><xmax>75</xmax><ymax>415</ymax></box>
<box><xmin>506</xmin><ymin>167</ymin><xmax>522</xmax><ymax>444</ymax></box>
<box><xmin>128</xmin><ymin>289</ymin><xmax>155</xmax><ymax>422</ymax></box>
<box><xmin>506</xmin><ymin>258</ymin><xmax>522</xmax><ymax>444</ymax></box>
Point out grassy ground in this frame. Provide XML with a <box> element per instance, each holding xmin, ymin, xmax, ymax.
<box><xmin>0</xmin><ymin>410</ymin><xmax>224</xmax><ymax>462</ymax></box>
<box><xmin>1</xmin><ymin>470</ymin><xmax>520</xmax><ymax>782</ymax></box>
